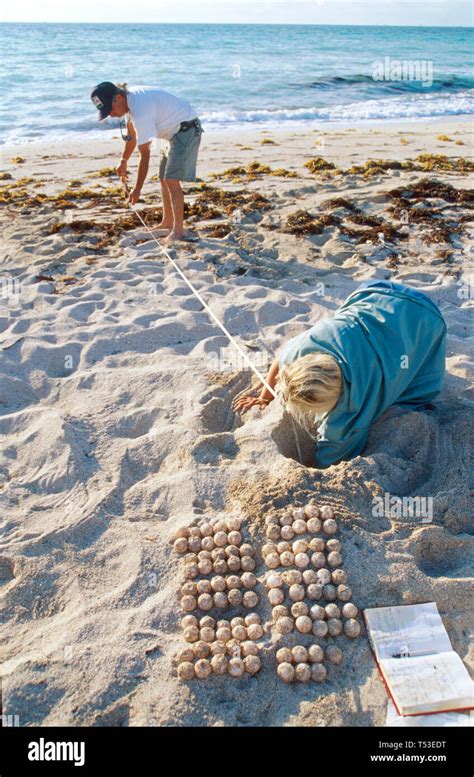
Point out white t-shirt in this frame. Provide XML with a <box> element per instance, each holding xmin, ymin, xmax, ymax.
<box><xmin>125</xmin><ymin>85</ymin><xmax>198</xmax><ymax>144</ymax></box>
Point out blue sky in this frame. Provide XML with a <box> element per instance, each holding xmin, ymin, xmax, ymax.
<box><xmin>1</xmin><ymin>0</ymin><xmax>473</xmax><ymax>26</ymax></box>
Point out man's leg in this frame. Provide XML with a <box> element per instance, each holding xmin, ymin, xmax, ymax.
<box><xmin>162</xmin><ymin>179</ymin><xmax>185</xmax><ymax>243</ymax></box>
<box><xmin>156</xmin><ymin>179</ymin><xmax>174</xmax><ymax>232</ymax></box>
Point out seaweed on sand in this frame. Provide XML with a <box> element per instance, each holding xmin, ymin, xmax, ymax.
<box><xmin>323</xmin><ymin>154</ymin><xmax>474</xmax><ymax>180</ymax></box>
<box><xmin>0</xmin><ymin>178</ymin><xmax>128</xmax><ymax>210</ymax></box>
<box><xmin>385</xmin><ymin>178</ymin><xmax>474</xmax><ymax>205</ymax></box>
<box><xmin>413</xmin><ymin>154</ymin><xmax>473</xmax><ymax>174</ymax></box>
<box><xmin>339</xmin><ymin>223</ymin><xmax>402</xmax><ymax>244</ymax></box>
<box><xmin>282</xmin><ymin>210</ymin><xmax>336</xmax><ymax>236</ymax></box>
<box><xmin>204</xmin><ymin>224</ymin><xmax>232</xmax><ymax>238</ymax></box>
<box><xmin>191</xmin><ymin>187</ymin><xmax>271</xmax><ymax>217</ymax></box>
<box><xmin>346</xmin><ymin>212</ymin><xmax>384</xmax><ymax>228</ymax></box>
<box><xmin>210</xmin><ymin>162</ymin><xmax>297</xmax><ymax>180</ymax></box>
<box><xmin>345</xmin><ymin>159</ymin><xmax>404</xmax><ymax>177</ymax></box>
<box><xmin>321</xmin><ymin>197</ymin><xmax>358</xmax><ymax>212</ymax></box>
<box><xmin>304</xmin><ymin>157</ymin><xmax>336</xmax><ymax>174</ymax></box>
<box><xmin>47</xmin><ymin>208</ymin><xmax>163</xmax><ymax>251</ymax></box>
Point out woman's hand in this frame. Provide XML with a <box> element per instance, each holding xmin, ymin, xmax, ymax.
<box><xmin>232</xmin><ymin>395</ymin><xmax>272</xmax><ymax>414</ymax></box>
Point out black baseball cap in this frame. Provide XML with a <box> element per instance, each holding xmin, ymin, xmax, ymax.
<box><xmin>90</xmin><ymin>82</ymin><xmax>119</xmax><ymax>120</ymax></box>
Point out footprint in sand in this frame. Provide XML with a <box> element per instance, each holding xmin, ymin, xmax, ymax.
<box><xmin>0</xmin><ymin>556</ymin><xmax>15</xmax><ymax>584</ymax></box>
<box><xmin>413</xmin><ymin>526</ymin><xmax>473</xmax><ymax>578</ymax></box>
<box><xmin>199</xmin><ymin>396</ymin><xmax>243</xmax><ymax>435</ymax></box>
<box><xmin>191</xmin><ymin>432</ymin><xmax>239</xmax><ymax>464</ymax></box>
<box><xmin>110</xmin><ymin>409</ymin><xmax>161</xmax><ymax>439</ymax></box>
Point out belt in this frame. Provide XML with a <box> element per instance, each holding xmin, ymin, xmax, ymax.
<box><xmin>179</xmin><ymin>118</ymin><xmax>203</xmax><ymax>132</ymax></box>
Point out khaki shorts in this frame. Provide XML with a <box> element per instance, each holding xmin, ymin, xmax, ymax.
<box><xmin>159</xmin><ymin>118</ymin><xmax>203</xmax><ymax>182</ymax></box>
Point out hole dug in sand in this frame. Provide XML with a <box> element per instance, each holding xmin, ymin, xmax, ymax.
<box><xmin>271</xmin><ymin>411</ymin><xmax>317</xmax><ymax>468</ymax></box>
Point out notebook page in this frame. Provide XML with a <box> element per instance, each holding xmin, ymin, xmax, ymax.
<box><xmin>382</xmin><ymin>651</ymin><xmax>474</xmax><ymax>715</ymax></box>
<box><xmin>364</xmin><ymin>602</ymin><xmax>452</xmax><ymax>662</ymax></box>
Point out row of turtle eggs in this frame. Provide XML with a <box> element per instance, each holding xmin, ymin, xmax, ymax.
<box><xmin>177</xmin><ymin>653</ymin><xmax>261</xmax><ymax>680</ymax></box>
<box><xmin>268</xmin><ymin>588</ymin><xmax>358</xmax><ymax>619</ymax></box>
<box><xmin>181</xmin><ymin>588</ymin><xmax>259</xmax><ymax>612</ymax></box>
<box><xmin>181</xmin><ymin>614</ymin><xmax>264</xmax><ymax>645</ymax></box>
<box><xmin>276</xmin><ymin>643</ymin><xmax>343</xmax><ymax>682</ymax></box>
<box><xmin>263</xmin><ymin>538</ymin><xmax>342</xmax><ymax>571</ymax></box>
<box><xmin>272</xmin><ymin>610</ymin><xmax>360</xmax><ymax>637</ymax></box>
<box><xmin>182</xmin><ymin>545</ymin><xmax>256</xmax><ymax>578</ymax></box>
<box><xmin>173</xmin><ymin>517</ymin><xmax>244</xmax><ymax>555</ymax></box>
<box><xmin>266</xmin><ymin>569</ymin><xmax>352</xmax><ymax>604</ymax></box>
<box><xmin>178</xmin><ymin>614</ymin><xmax>263</xmax><ymax>678</ymax></box>
<box><xmin>182</xmin><ymin>574</ymin><xmax>258</xmax><ymax>595</ymax></box>
<box><xmin>267</xmin><ymin>566</ymin><xmax>348</xmax><ymax>588</ymax></box>
<box><xmin>277</xmin><ymin>643</ymin><xmax>342</xmax><ymax>667</ymax></box>
<box><xmin>265</xmin><ymin>505</ymin><xmax>337</xmax><ymax>542</ymax></box>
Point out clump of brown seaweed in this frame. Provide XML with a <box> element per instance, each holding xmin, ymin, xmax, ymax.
<box><xmin>204</xmin><ymin>224</ymin><xmax>232</xmax><ymax>238</ymax></box>
<box><xmin>210</xmin><ymin>161</ymin><xmax>297</xmax><ymax>181</ymax></box>
<box><xmin>305</xmin><ymin>154</ymin><xmax>474</xmax><ymax>179</ymax></box>
<box><xmin>384</xmin><ymin>178</ymin><xmax>472</xmax><ymax>248</ymax></box>
<box><xmin>304</xmin><ymin>157</ymin><xmax>336</xmax><ymax>174</ymax></box>
<box><xmin>190</xmin><ymin>187</ymin><xmax>271</xmax><ymax>217</ymax></box>
<box><xmin>47</xmin><ymin>209</ymin><xmax>162</xmax><ymax>251</ymax></box>
<box><xmin>282</xmin><ymin>210</ymin><xmax>337</xmax><ymax>236</ymax></box>
<box><xmin>385</xmin><ymin>178</ymin><xmax>474</xmax><ymax>204</ymax></box>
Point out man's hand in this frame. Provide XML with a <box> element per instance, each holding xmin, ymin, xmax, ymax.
<box><xmin>126</xmin><ymin>187</ymin><xmax>141</xmax><ymax>206</ymax></box>
<box><xmin>232</xmin><ymin>395</ymin><xmax>272</xmax><ymax>414</ymax></box>
<box><xmin>116</xmin><ymin>160</ymin><xmax>128</xmax><ymax>182</ymax></box>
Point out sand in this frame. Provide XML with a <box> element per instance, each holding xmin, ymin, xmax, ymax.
<box><xmin>0</xmin><ymin>117</ymin><xmax>472</xmax><ymax>727</ymax></box>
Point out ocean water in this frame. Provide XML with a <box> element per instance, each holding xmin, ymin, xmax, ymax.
<box><xmin>0</xmin><ymin>23</ymin><xmax>473</xmax><ymax>145</ymax></box>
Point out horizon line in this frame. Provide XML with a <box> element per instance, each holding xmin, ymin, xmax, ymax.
<box><xmin>0</xmin><ymin>21</ymin><xmax>473</xmax><ymax>28</ymax></box>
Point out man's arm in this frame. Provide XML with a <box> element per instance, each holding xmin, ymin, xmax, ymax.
<box><xmin>116</xmin><ymin>120</ymin><xmax>137</xmax><ymax>182</ymax></box>
<box><xmin>127</xmin><ymin>140</ymin><xmax>151</xmax><ymax>205</ymax></box>
<box><xmin>135</xmin><ymin>142</ymin><xmax>151</xmax><ymax>192</ymax></box>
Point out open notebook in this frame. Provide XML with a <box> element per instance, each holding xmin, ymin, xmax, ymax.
<box><xmin>363</xmin><ymin>602</ymin><xmax>473</xmax><ymax>716</ymax></box>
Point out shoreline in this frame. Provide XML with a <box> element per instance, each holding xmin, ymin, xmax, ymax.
<box><xmin>1</xmin><ymin>114</ymin><xmax>473</xmax><ymax>154</ymax></box>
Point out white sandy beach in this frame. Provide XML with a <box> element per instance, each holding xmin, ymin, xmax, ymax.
<box><xmin>0</xmin><ymin>117</ymin><xmax>472</xmax><ymax>726</ymax></box>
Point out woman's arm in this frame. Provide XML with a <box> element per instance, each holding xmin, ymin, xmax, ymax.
<box><xmin>232</xmin><ymin>357</ymin><xmax>280</xmax><ymax>414</ymax></box>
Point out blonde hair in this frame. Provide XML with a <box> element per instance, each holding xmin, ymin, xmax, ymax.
<box><xmin>277</xmin><ymin>352</ymin><xmax>342</xmax><ymax>433</ymax></box>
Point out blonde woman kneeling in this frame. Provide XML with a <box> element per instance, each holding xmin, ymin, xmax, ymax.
<box><xmin>233</xmin><ymin>280</ymin><xmax>446</xmax><ymax>469</ymax></box>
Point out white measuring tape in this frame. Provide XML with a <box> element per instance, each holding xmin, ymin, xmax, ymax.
<box><xmin>128</xmin><ymin>203</ymin><xmax>304</xmax><ymax>463</ymax></box>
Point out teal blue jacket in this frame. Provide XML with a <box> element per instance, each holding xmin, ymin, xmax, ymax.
<box><xmin>279</xmin><ymin>281</ymin><xmax>446</xmax><ymax>468</ymax></box>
